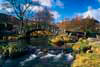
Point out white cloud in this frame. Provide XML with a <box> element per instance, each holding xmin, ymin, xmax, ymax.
<box><xmin>32</xmin><ymin>0</ymin><xmax>64</xmax><ymax>8</ymax></box>
<box><xmin>32</xmin><ymin>6</ymin><xmax>44</xmax><ymax>12</ymax></box>
<box><xmin>98</xmin><ymin>0</ymin><xmax>100</xmax><ymax>2</ymax></box>
<box><xmin>82</xmin><ymin>6</ymin><xmax>94</xmax><ymax>18</ymax></box>
<box><xmin>32</xmin><ymin>0</ymin><xmax>53</xmax><ymax>7</ymax></box>
<box><xmin>0</xmin><ymin>0</ymin><xmax>64</xmax><ymax>15</ymax></box>
<box><xmin>56</xmin><ymin>0</ymin><xmax>64</xmax><ymax>8</ymax></box>
<box><xmin>32</xmin><ymin>0</ymin><xmax>39</xmax><ymax>2</ymax></box>
<box><xmin>0</xmin><ymin>0</ymin><xmax>62</xmax><ymax>19</ymax></box>
<box><xmin>0</xmin><ymin>2</ymin><xmax>13</xmax><ymax>14</ymax></box>
<box><xmin>39</xmin><ymin>0</ymin><xmax>53</xmax><ymax>7</ymax></box>
<box><xmin>50</xmin><ymin>11</ymin><xmax>60</xmax><ymax>19</ymax></box>
<box><xmin>0</xmin><ymin>4</ymin><xmax>3</xmax><ymax>10</ymax></box>
<box><xmin>28</xmin><ymin>5</ymin><xmax>44</xmax><ymax>12</ymax></box>
<box><xmin>23</xmin><ymin>3</ymin><xmax>44</xmax><ymax>12</ymax></box>
<box><xmin>76</xmin><ymin>7</ymin><xmax>100</xmax><ymax>22</ymax></box>
<box><xmin>0</xmin><ymin>1</ymin><xmax>11</xmax><ymax>8</ymax></box>
<box><xmin>6</xmin><ymin>8</ymin><xmax>13</xmax><ymax>12</ymax></box>
<box><xmin>0</xmin><ymin>8</ymin><xmax>13</xmax><ymax>14</ymax></box>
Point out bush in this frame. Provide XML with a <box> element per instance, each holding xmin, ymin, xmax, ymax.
<box><xmin>0</xmin><ymin>43</ymin><xmax>28</xmax><ymax>58</ymax></box>
<box><xmin>49</xmin><ymin>34</ymin><xmax>71</xmax><ymax>47</ymax></box>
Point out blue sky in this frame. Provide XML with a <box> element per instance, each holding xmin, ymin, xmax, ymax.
<box><xmin>52</xmin><ymin>0</ymin><xmax>100</xmax><ymax>21</ymax></box>
<box><xmin>0</xmin><ymin>0</ymin><xmax>100</xmax><ymax>22</ymax></box>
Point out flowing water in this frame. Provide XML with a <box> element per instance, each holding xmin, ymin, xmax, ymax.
<box><xmin>0</xmin><ymin>48</ymin><xmax>74</xmax><ymax>67</ymax></box>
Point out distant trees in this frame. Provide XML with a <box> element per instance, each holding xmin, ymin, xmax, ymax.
<box><xmin>33</xmin><ymin>7</ymin><xmax>53</xmax><ymax>22</ymax></box>
<box><xmin>58</xmin><ymin>16</ymin><xmax>98</xmax><ymax>33</ymax></box>
<box><xmin>58</xmin><ymin>17</ymin><xmax>81</xmax><ymax>32</ymax></box>
<box><xmin>80</xmin><ymin>18</ymin><xmax>97</xmax><ymax>32</ymax></box>
<box><xmin>32</xmin><ymin>8</ymin><xmax>54</xmax><ymax>30</ymax></box>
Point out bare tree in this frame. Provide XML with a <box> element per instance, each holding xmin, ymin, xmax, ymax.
<box><xmin>33</xmin><ymin>7</ymin><xmax>54</xmax><ymax>30</ymax></box>
<box><xmin>2</xmin><ymin>0</ymin><xmax>40</xmax><ymax>34</ymax></box>
<box><xmin>33</xmin><ymin>8</ymin><xmax>53</xmax><ymax>22</ymax></box>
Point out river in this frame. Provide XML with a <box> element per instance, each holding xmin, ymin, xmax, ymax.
<box><xmin>0</xmin><ymin>47</ymin><xmax>74</xmax><ymax>67</ymax></box>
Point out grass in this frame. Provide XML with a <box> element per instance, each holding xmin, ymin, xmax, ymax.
<box><xmin>72</xmin><ymin>38</ymin><xmax>100</xmax><ymax>67</ymax></box>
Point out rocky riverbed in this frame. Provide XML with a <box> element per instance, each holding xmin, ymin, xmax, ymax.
<box><xmin>0</xmin><ymin>47</ymin><xmax>74</xmax><ymax>67</ymax></box>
